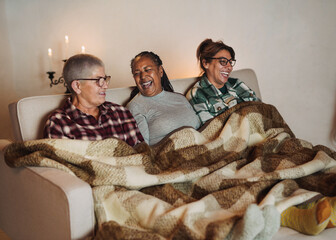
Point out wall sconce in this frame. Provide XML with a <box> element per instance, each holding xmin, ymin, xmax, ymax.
<box><xmin>46</xmin><ymin>70</ymin><xmax>65</xmax><ymax>88</ymax></box>
<box><xmin>46</xmin><ymin>69</ymin><xmax>69</xmax><ymax>93</ymax></box>
<box><xmin>46</xmin><ymin>36</ymin><xmax>84</xmax><ymax>93</ymax></box>
<box><xmin>46</xmin><ymin>48</ymin><xmax>67</xmax><ymax>88</ymax></box>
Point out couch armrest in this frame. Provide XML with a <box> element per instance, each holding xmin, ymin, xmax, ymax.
<box><xmin>0</xmin><ymin>151</ymin><xmax>95</xmax><ymax>240</ymax></box>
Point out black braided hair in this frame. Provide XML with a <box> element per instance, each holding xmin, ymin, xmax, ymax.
<box><xmin>129</xmin><ymin>51</ymin><xmax>174</xmax><ymax>100</ymax></box>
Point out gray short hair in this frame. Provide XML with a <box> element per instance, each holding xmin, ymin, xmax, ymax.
<box><xmin>63</xmin><ymin>54</ymin><xmax>104</xmax><ymax>93</ymax></box>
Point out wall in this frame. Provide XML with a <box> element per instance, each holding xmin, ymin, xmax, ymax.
<box><xmin>1</xmin><ymin>0</ymin><xmax>335</xmax><ymax>149</ymax></box>
<box><xmin>0</xmin><ymin>0</ymin><xmax>16</xmax><ymax>140</ymax></box>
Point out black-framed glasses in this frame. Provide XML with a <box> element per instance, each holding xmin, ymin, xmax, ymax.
<box><xmin>77</xmin><ymin>76</ymin><xmax>111</xmax><ymax>87</ymax></box>
<box><xmin>207</xmin><ymin>57</ymin><xmax>236</xmax><ymax>67</ymax></box>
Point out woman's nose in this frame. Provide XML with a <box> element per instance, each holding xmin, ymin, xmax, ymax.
<box><xmin>102</xmin><ymin>81</ymin><xmax>109</xmax><ymax>89</ymax></box>
<box><xmin>140</xmin><ymin>71</ymin><xmax>146</xmax><ymax>79</ymax></box>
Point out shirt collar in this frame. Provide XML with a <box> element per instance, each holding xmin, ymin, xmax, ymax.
<box><xmin>65</xmin><ymin>97</ymin><xmax>109</xmax><ymax>119</ymax></box>
<box><xmin>200</xmin><ymin>74</ymin><xmax>223</xmax><ymax>96</ymax></box>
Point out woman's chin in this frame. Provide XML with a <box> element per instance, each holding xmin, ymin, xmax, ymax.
<box><xmin>97</xmin><ymin>95</ymin><xmax>106</xmax><ymax>103</ymax></box>
<box><xmin>221</xmin><ymin>77</ymin><xmax>229</xmax><ymax>84</ymax></box>
<box><xmin>140</xmin><ymin>89</ymin><xmax>156</xmax><ymax>97</ymax></box>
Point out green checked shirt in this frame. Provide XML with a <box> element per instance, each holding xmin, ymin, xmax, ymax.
<box><xmin>186</xmin><ymin>74</ymin><xmax>260</xmax><ymax>125</ymax></box>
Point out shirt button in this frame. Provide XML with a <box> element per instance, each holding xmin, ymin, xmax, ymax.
<box><xmin>217</xmin><ymin>107</ymin><xmax>222</xmax><ymax>111</ymax></box>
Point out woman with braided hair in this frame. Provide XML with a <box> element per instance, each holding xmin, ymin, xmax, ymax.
<box><xmin>127</xmin><ymin>51</ymin><xmax>200</xmax><ymax>145</ymax></box>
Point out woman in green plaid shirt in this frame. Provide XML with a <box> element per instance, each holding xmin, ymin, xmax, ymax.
<box><xmin>186</xmin><ymin>39</ymin><xmax>260</xmax><ymax>125</ymax></box>
<box><xmin>187</xmin><ymin>39</ymin><xmax>336</xmax><ymax>235</ymax></box>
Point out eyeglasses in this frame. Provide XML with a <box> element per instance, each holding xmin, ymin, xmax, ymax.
<box><xmin>77</xmin><ymin>76</ymin><xmax>111</xmax><ymax>87</ymax></box>
<box><xmin>207</xmin><ymin>57</ymin><xmax>236</xmax><ymax>67</ymax></box>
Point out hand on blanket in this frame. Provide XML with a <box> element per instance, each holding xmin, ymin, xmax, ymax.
<box><xmin>226</xmin><ymin>204</ymin><xmax>280</xmax><ymax>240</ymax></box>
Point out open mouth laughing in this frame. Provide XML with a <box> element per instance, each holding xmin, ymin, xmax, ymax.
<box><xmin>220</xmin><ymin>71</ymin><xmax>230</xmax><ymax>78</ymax></box>
<box><xmin>141</xmin><ymin>80</ymin><xmax>153</xmax><ymax>89</ymax></box>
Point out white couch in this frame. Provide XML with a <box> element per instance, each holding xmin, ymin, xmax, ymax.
<box><xmin>0</xmin><ymin>69</ymin><xmax>334</xmax><ymax>240</ymax></box>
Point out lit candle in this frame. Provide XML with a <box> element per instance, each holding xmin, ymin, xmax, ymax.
<box><xmin>64</xmin><ymin>35</ymin><xmax>69</xmax><ymax>59</ymax></box>
<box><xmin>48</xmin><ymin>48</ymin><xmax>53</xmax><ymax>71</ymax></box>
<box><xmin>81</xmin><ymin>45</ymin><xmax>85</xmax><ymax>53</ymax></box>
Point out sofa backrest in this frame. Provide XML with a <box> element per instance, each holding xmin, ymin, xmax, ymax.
<box><xmin>9</xmin><ymin>68</ymin><xmax>261</xmax><ymax>142</ymax></box>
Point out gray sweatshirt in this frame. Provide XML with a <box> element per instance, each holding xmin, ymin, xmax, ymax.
<box><xmin>127</xmin><ymin>90</ymin><xmax>201</xmax><ymax>145</ymax></box>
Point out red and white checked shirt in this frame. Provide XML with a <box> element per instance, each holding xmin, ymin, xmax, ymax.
<box><xmin>43</xmin><ymin>98</ymin><xmax>144</xmax><ymax>147</ymax></box>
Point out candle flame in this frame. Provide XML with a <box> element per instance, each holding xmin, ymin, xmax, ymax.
<box><xmin>65</xmin><ymin>35</ymin><xmax>69</xmax><ymax>44</ymax></box>
<box><xmin>81</xmin><ymin>45</ymin><xmax>85</xmax><ymax>53</ymax></box>
<box><xmin>48</xmin><ymin>48</ymin><xmax>52</xmax><ymax>56</ymax></box>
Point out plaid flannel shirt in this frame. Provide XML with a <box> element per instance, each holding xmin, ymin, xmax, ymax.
<box><xmin>43</xmin><ymin>97</ymin><xmax>144</xmax><ymax>147</ymax></box>
<box><xmin>186</xmin><ymin>74</ymin><xmax>260</xmax><ymax>125</ymax></box>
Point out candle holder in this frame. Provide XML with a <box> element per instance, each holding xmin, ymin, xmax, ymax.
<box><xmin>46</xmin><ymin>59</ymin><xmax>69</xmax><ymax>91</ymax></box>
<box><xmin>46</xmin><ymin>71</ymin><xmax>66</xmax><ymax>88</ymax></box>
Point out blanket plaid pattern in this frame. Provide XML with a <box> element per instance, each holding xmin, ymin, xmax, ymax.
<box><xmin>4</xmin><ymin>102</ymin><xmax>336</xmax><ymax>239</ymax></box>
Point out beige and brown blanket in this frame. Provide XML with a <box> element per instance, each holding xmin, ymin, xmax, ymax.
<box><xmin>4</xmin><ymin>102</ymin><xmax>336</xmax><ymax>239</ymax></box>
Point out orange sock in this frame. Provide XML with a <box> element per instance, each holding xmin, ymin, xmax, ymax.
<box><xmin>316</xmin><ymin>198</ymin><xmax>332</xmax><ymax>224</ymax></box>
<box><xmin>326</xmin><ymin>197</ymin><xmax>336</xmax><ymax>228</ymax></box>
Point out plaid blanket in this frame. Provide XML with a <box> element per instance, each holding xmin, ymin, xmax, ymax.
<box><xmin>4</xmin><ymin>102</ymin><xmax>336</xmax><ymax>240</ymax></box>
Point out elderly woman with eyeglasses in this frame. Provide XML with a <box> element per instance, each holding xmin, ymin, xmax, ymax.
<box><xmin>43</xmin><ymin>54</ymin><xmax>144</xmax><ymax>147</ymax></box>
<box><xmin>186</xmin><ymin>38</ymin><xmax>260</xmax><ymax>125</ymax></box>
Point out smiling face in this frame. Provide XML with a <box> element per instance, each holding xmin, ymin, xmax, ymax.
<box><xmin>132</xmin><ymin>56</ymin><xmax>163</xmax><ymax>97</ymax></box>
<box><xmin>202</xmin><ymin>49</ymin><xmax>233</xmax><ymax>89</ymax></box>
<box><xmin>73</xmin><ymin>65</ymin><xmax>108</xmax><ymax>111</ymax></box>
